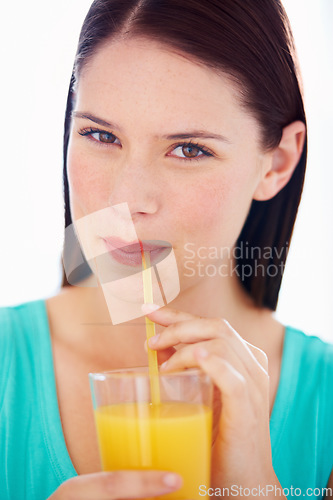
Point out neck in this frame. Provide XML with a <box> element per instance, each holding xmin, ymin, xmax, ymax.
<box><xmin>70</xmin><ymin>264</ymin><xmax>271</xmax><ymax>343</ymax></box>
<box><xmin>173</xmin><ymin>271</ymin><xmax>255</xmax><ymax>321</ymax></box>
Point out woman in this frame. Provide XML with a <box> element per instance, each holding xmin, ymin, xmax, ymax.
<box><xmin>1</xmin><ymin>0</ymin><xmax>332</xmax><ymax>499</ymax></box>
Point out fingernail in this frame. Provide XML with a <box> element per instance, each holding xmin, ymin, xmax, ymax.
<box><xmin>149</xmin><ymin>334</ymin><xmax>160</xmax><ymax>346</ymax></box>
<box><xmin>141</xmin><ymin>303</ymin><xmax>160</xmax><ymax>314</ymax></box>
<box><xmin>195</xmin><ymin>347</ymin><xmax>209</xmax><ymax>360</ymax></box>
<box><xmin>162</xmin><ymin>473</ymin><xmax>181</xmax><ymax>488</ymax></box>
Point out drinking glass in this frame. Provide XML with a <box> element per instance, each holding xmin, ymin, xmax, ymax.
<box><xmin>89</xmin><ymin>367</ymin><xmax>213</xmax><ymax>499</ymax></box>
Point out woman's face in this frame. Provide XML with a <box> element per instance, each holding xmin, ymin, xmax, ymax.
<box><xmin>67</xmin><ymin>37</ymin><xmax>271</xmax><ymax>291</ymax></box>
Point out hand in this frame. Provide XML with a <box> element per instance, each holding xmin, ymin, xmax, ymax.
<box><xmin>143</xmin><ymin>305</ymin><xmax>279</xmax><ymax>494</ymax></box>
<box><xmin>48</xmin><ymin>470</ymin><xmax>182</xmax><ymax>499</ymax></box>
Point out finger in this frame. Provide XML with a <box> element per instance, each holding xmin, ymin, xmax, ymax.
<box><xmin>142</xmin><ymin>305</ymin><xmax>268</xmax><ymax>381</ymax></box>
<box><xmin>162</xmin><ymin>340</ymin><xmax>269</xmax><ymax>411</ymax></box>
<box><xmin>148</xmin><ymin>318</ymin><xmax>222</xmax><ymax>349</ymax></box>
<box><xmin>160</xmin><ymin>339</ymin><xmax>247</xmax><ymax>379</ymax></box>
<box><xmin>144</xmin><ymin>339</ymin><xmax>176</xmax><ymax>366</ymax></box>
<box><xmin>194</xmin><ymin>350</ymin><xmax>250</xmax><ymax>424</ymax></box>
<box><xmin>195</xmin><ymin>349</ymin><xmax>247</xmax><ymax>399</ymax></box>
<box><xmin>150</xmin><ymin>317</ymin><xmax>268</xmax><ymax>381</ymax></box>
<box><xmin>57</xmin><ymin>471</ymin><xmax>182</xmax><ymax>499</ymax></box>
<box><xmin>195</xmin><ymin>349</ymin><xmax>270</xmax><ymax>424</ymax></box>
<box><xmin>141</xmin><ymin>304</ymin><xmax>195</xmax><ymax>326</ymax></box>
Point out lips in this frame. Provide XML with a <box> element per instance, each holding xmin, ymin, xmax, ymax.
<box><xmin>102</xmin><ymin>237</ymin><xmax>172</xmax><ymax>267</ymax></box>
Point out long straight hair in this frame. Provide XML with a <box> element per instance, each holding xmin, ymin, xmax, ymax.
<box><xmin>62</xmin><ymin>0</ymin><xmax>307</xmax><ymax>310</ymax></box>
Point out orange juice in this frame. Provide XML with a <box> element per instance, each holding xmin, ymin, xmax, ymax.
<box><xmin>94</xmin><ymin>401</ymin><xmax>212</xmax><ymax>499</ymax></box>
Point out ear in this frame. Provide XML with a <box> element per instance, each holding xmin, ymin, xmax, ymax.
<box><xmin>253</xmin><ymin>121</ymin><xmax>306</xmax><ymax>201</ymax></box>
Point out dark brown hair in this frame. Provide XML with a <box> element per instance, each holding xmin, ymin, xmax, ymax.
<box><xmin>62</xmin><ymin>0</ymin><xmax>307</xmax><ymax>310</ymax></box>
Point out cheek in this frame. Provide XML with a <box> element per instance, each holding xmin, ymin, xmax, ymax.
<box><xmin>171</xmin><ymin>172</ymin><xmax>253</xmax><ymax>248</ymax></box>
<box><xmin>67</xmin><ymin>148</ymin><xmax>111</xmax><ymax>219</ymax></box>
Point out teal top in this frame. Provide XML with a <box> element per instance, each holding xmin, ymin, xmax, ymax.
<box><xmin>0</xmin><ymin>300</ymin><xmax>333</xmax><ymax>499</ymax></box>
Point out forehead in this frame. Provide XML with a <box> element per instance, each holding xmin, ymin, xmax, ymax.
<box><xmin>76</xmin><ymin>37</ymin><xmax>258</xmax><ymax>141</ymax></box>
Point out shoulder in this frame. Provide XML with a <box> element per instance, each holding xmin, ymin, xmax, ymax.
<box><xmin>0</xmin><ymin>298</ymin><xmax>47</xmax><ymax>343</ymax></box>
<box><xmin>285</xmin><ymin>325</ymin><xmax>333</xmax><ymax>369</ymax></box>
<box><xmin>0</xmin><ymin>302</ymin><xmax>29</xmax><ymax>359</ymax></box>
<box><xmin>0</xmin><ymin>299</ymin><xmax>47</xmax><ymax>338</ymax></box>
<box><xmin>0</xmin><ymin>300</ymin><xmax>48</xmax><ymax>402</ymax></box>
<box><xmin>268</xmin><ymin>322</ymin><xmax>333</xmax><ymax>490</ymax></box>
<box><xmin>285</xmin><ymin>326</ymin><xmax>333</xmax><ymax>422</ymax></box>
<box><xmin>0</xmin><ymin>299</ymin><xmax>49</xmax><ymax>353</ymax></box>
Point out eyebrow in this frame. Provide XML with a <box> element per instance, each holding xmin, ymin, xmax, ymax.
<box><xmin>72</xmin><ymin>111</ymin><xmax>231</xmax><ymax>144</ymax></box>
<box><xmin>162</xmin><ymin>131</ymin><xmax>231</xmax><ymax>143</ymax></box>
<box><xmin>71</xmin><ymin>111</ymin><xmax>120</xmax><ymax>130</ymax></box>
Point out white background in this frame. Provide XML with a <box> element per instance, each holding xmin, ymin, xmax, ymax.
<box><xmin>0</xmin><ymin>1</ymin><xmax>332</xmax><ymax>340</ymax></box>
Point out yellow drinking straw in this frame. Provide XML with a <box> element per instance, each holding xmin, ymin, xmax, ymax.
<box><xmin>140</xmin><ymin>244</ymin><xmax>161</xmax><ymax>405</ymax></box>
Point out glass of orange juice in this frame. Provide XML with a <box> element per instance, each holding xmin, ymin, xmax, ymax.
<box><xmin>89</xmin><ymin>367</ymin><xmax>213</xmax><ymax>499</ymax></box>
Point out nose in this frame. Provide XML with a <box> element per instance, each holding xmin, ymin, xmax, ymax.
<box><xmin>108</xmin><ymin>157</ymin><xmax>160</xmax><ymax>219</ymax></box>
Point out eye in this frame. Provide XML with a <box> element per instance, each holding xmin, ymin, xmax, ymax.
<box><xmin>169</xmin><ymin>142</ymin><xmax>214</xmax><ymax>160</ymax></box>
<box><xmin>78</xmin><ymin>127</ymin><xmax>121</xmax><ymax>145</ymax></box>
